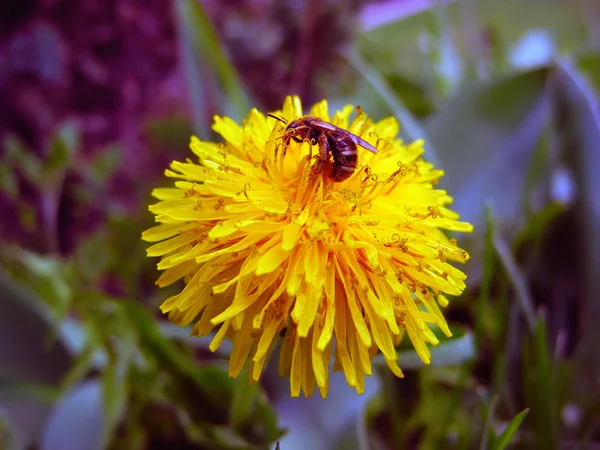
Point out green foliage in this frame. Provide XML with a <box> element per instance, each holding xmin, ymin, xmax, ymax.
<box><xmin>175</xmin><ymin>0</ymin><xmax>251</xmax><ymax>133</ymax></box>
<box><xmin>344</xmin><ymin>50</ymin><xmax>444</xmax><ymax>169</ymax></box>
<box><xmin>1</xmin><ymin>0</ymin><xmax>599</xmax><ymax>449</ymax></box>
<box><xmin>0</xmin><ymin>253</ymin><xmax>283</xmax><ymax>449</ymax></box>
<box><xmin>490</xmin><ymin>408</ymin><xmax>530</xmax><ymax>450</ymax></box>
<box><xmin>552</xmin><ymin>60</ymin><xmax>600</xmax><ymax>393</ymax></box>
<box><xmin>230</xmin><ymin>367</ymin><xmax>283</xmax><ymax>445</ymax></box>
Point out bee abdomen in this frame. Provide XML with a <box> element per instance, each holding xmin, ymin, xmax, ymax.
<box><xmin>329</xmin><ymin>135</ymin><xmax>358</xmax><ymax>182</ymax></box>
<box><xmin>332</xmin><ymin>138</ymin><xmax>357</xmax><ymax>162</ymax></box>
<box><xmin>331</xmin><ymin>163</ymin><xmax>356</xmax><ymax>181</ymax></box>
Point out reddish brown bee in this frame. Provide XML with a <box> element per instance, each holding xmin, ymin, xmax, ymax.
<box><xmin>268</xmin><ymin>114</ymin><xmax>379</xmax><ymax>182</ymax></box>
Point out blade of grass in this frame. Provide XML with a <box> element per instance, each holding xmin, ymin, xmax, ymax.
<box><xmin>0</xmin><ymin>378</ymin><xmax>61</xmax><ymax>404</ymax></box>
<box><xmin>476</xmin><ymin>205</ymin><xmax>496</xmax><ymax>346</ymax></box>
<box><xmin>344</xmin><ymin>50</ymin><xmax>443</xmax><ymax>169</ymax></box>
<box><xmin>180</xmin><ymin>0</ymin><xmax>251</xmax><ymax>119</ymax></box>
<box><xmin>428</xmin><ymin>0</ymin><xmax>464</xmax><ymax>99</ymax></box>
<box><xmin>500</xmin><ymin>300</ymin><xmax>521</xmax><ymax>415</ymax></box>
<box><xmin>174</xmin><ymin>0</ymin><xmax>209</xmax><ymax>137</ymax></box>
<box><xmin>102</xmin><ymin>314</ymin><xmax>136</xmax><ymax>449</ymax></box>
<box><xmin>479</xmin><ymin>395</ymin><xmax>498</xmax><ymax>450</ymax></box>
<box><xmin>492</xmin><ymin>229</ymin><xmax>536</xmax><ymax>334</ymax></box>
<box><xmin>512</xmin><ymin>202</ymin><xmax>565</xmax><ymax>252</ymax></box>
<box><xmin>490</xmin><ymin>408</ymin><xmax>529</xmax><ymax>450</ymax></box>
<box><xmin>438</xmin><ymin>364</ymin><xmax>472</xmax><ymax>447</ymax></box>
<box><xmin>531</xmin><ymin>312</ymin><xmax>558</xmax><ymax>449</ymax></box>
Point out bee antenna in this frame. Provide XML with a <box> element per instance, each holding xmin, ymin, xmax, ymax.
<box><xmin>267</xmin><ymin>113</ymin><xmax>288</xmax><ymax>125</ymax></box>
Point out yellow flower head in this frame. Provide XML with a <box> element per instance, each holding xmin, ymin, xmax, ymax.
<box><xmin>143</xmin><ymin>96</ymin><xmax>473</xmax><ymax>398</ymax></box>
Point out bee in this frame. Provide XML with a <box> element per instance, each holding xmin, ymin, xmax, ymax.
<box><xmin>268</xmin><ymin>113</ymin><xmax>379</xmax><ymax>182</ymax></box>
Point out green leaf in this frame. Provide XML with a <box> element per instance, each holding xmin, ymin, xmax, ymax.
<box><xmin>492</xmin><ymin>227</ymin><xmax>537</xmax><ymax>333</ymax></box>
<box><xmin>87</xmin><ymin>146</ymin><xmax>121</xmax><ymax>183</ymax></box>
<box><xmin>480</xmin><ymin>396</ymin><xmax>498</xmax><ymax>450</ymax></box>
<box><xmin>523</xmin><ymin>313</ymin><xmax>557</xmax><ymax>449</ymax></box>
<box><xmin>0</xmin><ymin>410</ymin><xmax>26</xmax><ymax>450</ymax></box>
<box><xmin>0</xmin><ymin>379</ymin><xmax>61</xmax><ymax>404</ymax></box>
<box><xmin>178</xmin><ymin>0</ymin><xmax>251</xmax><ymax>121</ymax></box>
<box><xmin>491</xmin><ymin>408</ymin><xmax>530</xmax><ymax>450</ymax></box>
<box><xmin>127</xmin><ymin>312</ymin><xmax>283</xmax><ymax>449</ymax></box>
<box><xmin>102</xmin><ymin>311</ymin><xmax>137</xmax><ymax>448</ymax></box>
<box><xmin>230</xmin><ymin>366</ymin><xmax>283</xmax><ymax>445</ymax></box>
<box><xmin>424</xmin><ymin>66</ymin><xmax>552</xmax><ymax>229</ymax></box>
<box><xmin>45</xmin><ymin>122</ymin><xmax>79</xmax><ymax>173</ymax></box>
<box><xmin>359</xmin><ymin>0</ymin><xmax>587</xmax><ymax>56</ymax></box>
<box><xmin>475</xmin><ymin>205</ymin><xmax>496</xmax><ymax>346</ymax></box>
<box><xmin>60</xmin><ymin>342</ymin><xmax>100</xmax><ymax>390</ymax></box>
<box><xmin>230</xmin><ymin>368</ymin><xmax>260</xmax><ymax>434</ymax></box>
<box><xmin>426</xmin><ymin>3</ymin><xmax>465</xmax><ymax>99</ymax></box>
<box><xmin>3</xmin><ymin>136</ymin><xmax>42</xmax><ymax>183</ymax></box>
<box><xmin>577</xmin><ymin>52</ymin><xmax>600</xmax><ymax>92</ymax></box>
<box><xmin>520</xmin><ymin>111</ymin><xmax>552</xmax><ymax>213</ymax></box>
<box><xmin>381</xmin><ymin>73</ymin><xmax>435</xmax><ymax>118</ymax></box>
<box><xmin>120</xmin><ymin>300</ymin><xmax>234</xmax><ymax>423</ymax></box>
<box><xmin>174</xmin><ymin>0</ymin><xmax>209</xmax><ymax>138</ymax></box>
<box><xmin>512</xmin><ymin>201</ymin><xmax>565</xmax><ymax>251</ymax></box>
<box><xmin>146</xmin><ymin>117</ymin><xmax>194</xmax><ymax>149</ymax></box>
<box><xmin>345</xmin><ymin>50</ymin><xmax>444</xmax><ymax>169</ymax></box>
<box><xmin>8</xmin><ymin>250</ymin><xmax>72</xmax><ymax>315</ymax></box>
<box><xmin>552</xmin><ymin>60</ymin><xmax>600</xmax><ymax>391</ymax></box>
<box><xmin>0</xmin><ymin>266</ymin><xmax>71</xmax><ymax>385</ymax></box>
<box><xmin>0</xmin><ymin>164</ymin><xmax>18</xmax><ymax>199</ymax></box>
<box><xmin>73</xmin><ymin>230</ymin><xmax>115</xmax><ymax>280</ymax></box>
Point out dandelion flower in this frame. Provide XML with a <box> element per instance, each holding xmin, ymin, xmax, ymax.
<box><xmin>143</xmin><ymin>96</ymin><xmax>473</xmax><ymax>398</ymax></box>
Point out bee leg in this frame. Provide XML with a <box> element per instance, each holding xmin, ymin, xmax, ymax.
<box><xmin>317</xmin><ymin>132</ymin><xmax>329</xmax><ymax>160</ymax></box>
<box><xmin>281</xmin><ymin>131</ymin><xmax>303</xmax><ymax>161</ymax></box>
<box><xmin>278</xmin><ymin>137</ymin><xmax>287</xmax><ymax>164</ymax></box>
<box><xmin>281</xmin><ymin>134</ymin><xmax>294</xmax><ymax>161</ymax></box>
<box><xmin>309</xmin><ymin>132</ymin><xmax>330</xmax><ymax>178</ymax></box>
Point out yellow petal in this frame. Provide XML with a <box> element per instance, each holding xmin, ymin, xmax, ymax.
<box><xmin>282</xmin><ymin>222</ymin><xmax>302</xmax><ymax>251</ymax></box>
<box><xmin>317</xmin><ymin>276</ymin><xmax>335</xmax><ymax>351</ymax></box>
<box><xmin>336</xmin><ymin>258</ymin><xmax>371</xmax><ymax>347</ymax></box>
<box><xmin>309</xmin><ymin>99</ymin><xmax>330</xmax><ymax>122</ymax></box>
<box><xmin>290</xmin><ymin>334</ymin><xmax>302</xmax><ymax>397</ymax></box>
<box><xmin>256</xmin><ymin>243</ymin><xmax>289</xmax><ymax>275</ymax></box>
<box><xmin>212</xmin><ymin>116</ymin><xmax>242</xmax><ymax>149</ymax></box>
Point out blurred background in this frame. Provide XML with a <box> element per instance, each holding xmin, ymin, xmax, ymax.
<box><xmin>1</xmin><ymin>0</ymin><xmax>599</xmax><ymax>448</ymax></box>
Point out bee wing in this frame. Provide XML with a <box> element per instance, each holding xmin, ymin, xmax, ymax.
<box><xmin>307</xmin><ymin>117</ymin><xmax>379</xmax><ymax>154</ymax></box>
<box><xmin>348</xmin><ymin>133</ymin><xmax>379</xmax><ymax>154</ymax></box>
<box><xmin>305</xmin><ymin>118</ymin><xmax>338</xmax><ymax>132</ymax></box>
